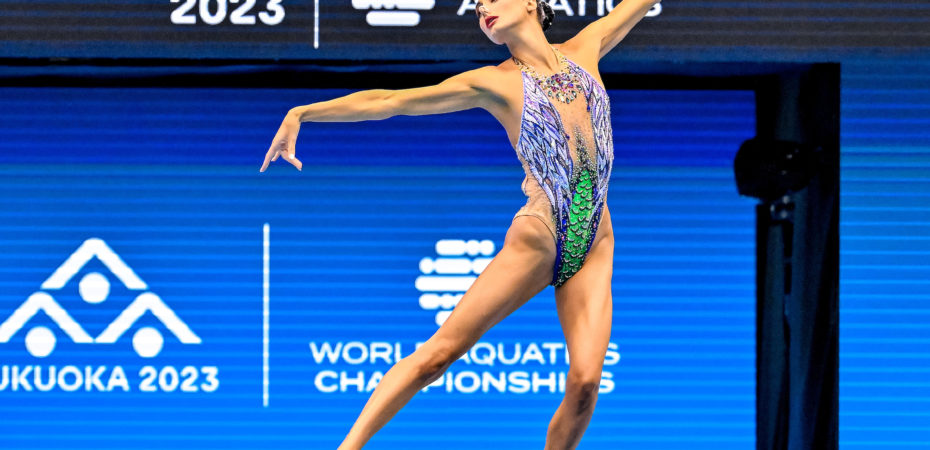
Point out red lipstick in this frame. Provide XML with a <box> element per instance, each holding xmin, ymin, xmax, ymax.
<box><xmin>485</xmin><ymin>16</ymin><xmax>498</xmax><ymax>29</ymax></box>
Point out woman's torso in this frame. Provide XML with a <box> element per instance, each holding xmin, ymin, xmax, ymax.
<box><xmin>490</xmin><ymin>44</ymin><xmax>607</xmax><ymax>150</ymax></box>
<box><xmin>483</xmin><ymin>43</ymin><xmax>615</xmax><ymax>284</ymax></box>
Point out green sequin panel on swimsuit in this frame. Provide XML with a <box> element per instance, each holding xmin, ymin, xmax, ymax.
<box><xmin>553</xmin><ymin>131</ymin><xmax>598</xmax><ymax>286</ymax></box>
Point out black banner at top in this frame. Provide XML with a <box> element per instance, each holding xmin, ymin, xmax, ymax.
<box><xmin>1</xmin><ymin>0</ymin><xmax>928</xmax><ymax>62</ymax></box>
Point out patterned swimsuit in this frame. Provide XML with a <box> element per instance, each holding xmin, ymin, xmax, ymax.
<box><xmin>511</xmin><ymin>48</ymin><xmax>614</xmax><ymax>287</ymax></box>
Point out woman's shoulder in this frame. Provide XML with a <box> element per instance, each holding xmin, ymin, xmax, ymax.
<box><xmin>557</xmin><ymin>42</ymin><xmax>597</xmax><ymax>65</ymax></box>
<box><xmin>465</xmin><ymin>59</ymin><xmax>522</xmax><ymax>94</ymax></box>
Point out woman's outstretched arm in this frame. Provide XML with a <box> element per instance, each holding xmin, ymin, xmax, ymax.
<box><xmin>563</xmin><ymin>0</ymin><xmax>661</xmax><ymax>61</ymax></box>
<box><xmin>259</xmin><ymin>66</ymin><xmax>495</xmax><ymax>172</ymax></box>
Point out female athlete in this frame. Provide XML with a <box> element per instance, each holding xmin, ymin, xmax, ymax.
<box><xmin>260</xmin><ymin>1</ymin><xmax>660</xmax><ymax>447</ymax></box>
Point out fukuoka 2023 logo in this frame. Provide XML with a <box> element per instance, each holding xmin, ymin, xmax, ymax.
<box><xmin>0</xmin><ymin>238</ymin><xmax>218</xmax><ymax>394</ymax></box>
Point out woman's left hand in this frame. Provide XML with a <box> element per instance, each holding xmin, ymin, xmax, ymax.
<box><xmin>260</xmin><ymin>109</ymin><xmax>303</xmax><ymax>172</ymax></box>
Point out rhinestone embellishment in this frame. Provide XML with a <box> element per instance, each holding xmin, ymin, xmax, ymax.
<box><xmin>512</xmin><ymin>46</ymin><xmax>581</xmax><ymax>105</ymax></box>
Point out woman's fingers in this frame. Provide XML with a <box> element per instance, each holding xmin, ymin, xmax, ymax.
<box><xmin>284</xmin><ymin>153</ymin><xmax>302</xmax><ymax>170</ymax></box>
<box><xmin>260</xmin><ymin>147</ymin><xmax>276</xmax><ymax>172</ymax></box>
<box><xmin>260</xmin><ymin>146</ymin><xmax>301</xmax><ymax>172</ymax></box>
<box><xmin>281</xmin><ymin>135</ymin><xmax>301</xmax><ymax>170</ymax></box>
<box><xmin>260</xmin><ymin>112</ymin><xmax>302</xmax><ymax>172</ymax></box>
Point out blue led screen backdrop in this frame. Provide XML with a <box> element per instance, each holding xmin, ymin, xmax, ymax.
<box><xmin>0</xmin><ymin>85</ymin><xmax>758</xmax><ymax>448</ymax></box>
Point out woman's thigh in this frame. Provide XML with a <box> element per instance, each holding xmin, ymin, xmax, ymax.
<box><xmin>554</xmin><ymin>207</ymin><xmax>614</xmax><ymax>377</ymax></box>
<box><xmin>417</xmin><ymin>215</ymin><xmax>557</xmax><ymax>361</ymax></box>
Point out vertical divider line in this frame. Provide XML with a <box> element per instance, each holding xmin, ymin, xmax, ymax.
<box><xmin>263</xmin><ymin>223</ymin><xmax>270</xmax><ymax>407</ymax></box>
<box><xmin>314</xmin><ymin>0</ymin><xmax>319</xmax><ymax>49</ymax></box>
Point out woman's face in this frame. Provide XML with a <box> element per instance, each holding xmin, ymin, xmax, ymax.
<box><xmin>476</xmin><ymin>0</ymin><xmax>532</xmax><ymax>45</ymax></box>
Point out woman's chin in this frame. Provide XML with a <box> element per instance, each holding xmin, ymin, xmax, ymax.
<box><xmin>484</xmin><ymin>33</ymin><xmax>504</xmax><ymax>46</ymax></box>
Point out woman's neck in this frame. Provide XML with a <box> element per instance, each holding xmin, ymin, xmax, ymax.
<box><xmin>506</xmin><ymin>27</ymin><xmax>558</xmax><ymax>74</ymax></box>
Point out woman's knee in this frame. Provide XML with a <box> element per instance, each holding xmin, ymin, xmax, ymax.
<box><xmin>566</xmin><ymin>368</ymin><xmax>602</xmax><ymax>410</ymax></box>
<box><xmin>412</xmin><ymin>342</ymin><xmax>466</xmax><ymax>384</ymax></box>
